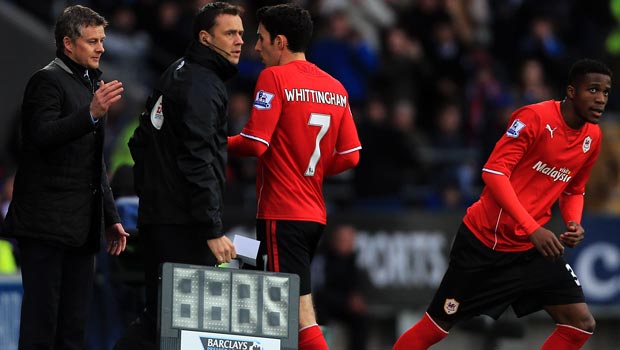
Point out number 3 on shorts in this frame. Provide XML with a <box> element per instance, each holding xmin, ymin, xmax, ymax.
<box><xmin>305</xmin><ymin>113</ymin><xmax>331</xmax><ymax>176</ymax></box>
<box><xmin>565</xmin><ymin>263</ymin><xmax>581</xmax><ymax>287</ymax></box>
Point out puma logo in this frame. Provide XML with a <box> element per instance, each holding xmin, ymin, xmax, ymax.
<box><xmin>545</xmin><ymin>124</ymin><xmax>557</xmax><ymax>138</ymax></box>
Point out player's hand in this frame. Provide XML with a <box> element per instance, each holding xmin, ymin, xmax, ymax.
<box><xmin>207</xmin><ymin>236</ymin><xmax>237</xmax><ymax>264</ymax></box>
<box><xmin>559</xmin><ymin>221</ymin><xmax>585</xmax><ymax>248</ymax></box>
<box><xmin>90</xmin><ymin>80</ymin><xmax>124</xmax><ymax>119</ymax></box>
<box><xmin>529</xmin><ymin>227</ymin><xmax>564</xmax><ymax>260</ymax></box>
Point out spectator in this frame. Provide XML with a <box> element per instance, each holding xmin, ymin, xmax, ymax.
<box><xmin>0</xmin><ymin>173</ymin><xmax>17</xmax><ymax>274</ymax></box>
<box><xmin>146</xmin><ymin>1</ymin><xmax>192</xmax><ymax>74</ymax></box>
<box><xmin>309</xmin><ymin>9</ymin><xmax>379</xmax><ymax>111</ymax></box>
<box><xmin>0</xmin><ymin>173</ymin><xmax>14</xmax><ymax>220</ymax></box>
<box><xmin>519</xmin><ymin>15</ymin><xmax>568</xmax><ymax>85</ymax></box>
<box><xmin>428</xmin><ymin>100</ymin><xmax>476</xmax><ymax>208</ymax></box>
<box><xmin>314</xmin><ymin>224</ymin><xmax>369</xmax><ymax>350</ymax></box>
<box><xmin>375</xmin><ymin>26</ymin><xmax>430</xmax><ymax>106</ymax></box>
<box><xmin>514</xmin><ymin>58</ymin><xmax>554</xmax><ymax>106</ymax></box>
<box><xmin>390</xmin><ymin>99</ymin><xmax>431</xmax><ymax>203</ymax></box>
<box><xmin>463</xmin><ymin>47</ymin><xmax>508</xmax><ymax>143</ymax></box>
<box><xmin>353</xmin><ymin>96</ymin><xmax>415</xmax><ymax>209</ymax></box>
<box><xmin>225</xmin><ymin>91</ymin><xmax>256</xmax><ymax>209</ymax></box>
<box><xmin>226</xmin><ymin>91</ymin><xmax>256</xmax><ymax>185</ymax></box>
<box><xmin>318</xmin><ymin>0</ymin><xmax>396</xmax><ymax>51</ymax></box>
<box><xmin>101</xmin><ymin>6</ymin><xmax>151</xmax><ymax>85</ymax></box>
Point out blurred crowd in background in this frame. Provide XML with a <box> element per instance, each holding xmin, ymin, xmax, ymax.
<box><xmin>1</xmin><ymin>1</ymin><xmax>620</xmax><ymax>348</ymax></box>
<box><xmin>1</xmin><ymin>0</ymin><xmax>620</xmax><ymax>216</ymax></box>
<box><xmin>0</xmin><ymin>0</ymin><xmax>619</xmax><ymax>243</ymax></box>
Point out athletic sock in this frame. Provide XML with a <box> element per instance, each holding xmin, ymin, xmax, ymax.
<box><xmin>541</xmin><ymin>324</ymin><xmax>592</xmax><ymax>350</ymax></box>
<box><xmin>393</xmin><ymin>313</ymin><xmax>449</xmax><ymax>350</ymax></box>
<box><xmin>298</xmin><ymin>324</ymin><xmax>328</xmax><ymax>350</ymax></box>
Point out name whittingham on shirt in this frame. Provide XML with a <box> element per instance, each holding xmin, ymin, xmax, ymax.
<box><xmin>284</xmin><ymin>88</ymin><xmax>347</xmax><ymax>107</ymax></box>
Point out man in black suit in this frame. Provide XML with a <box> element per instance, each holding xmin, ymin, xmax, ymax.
<box><xmin>2</xmin><ymin>5</ymin><xmax>129</xmax><ymax>350</ymax></box>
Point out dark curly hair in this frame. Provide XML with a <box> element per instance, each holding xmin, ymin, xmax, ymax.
<box><xmin>256</xmin><ymin>4</ymin><xmax>313</xmax><ymax>53</ymax></box>
<box><xmin>568</xmin><ymin>58</ymin><xmax>612</xmax><ymax>86</ymax></box>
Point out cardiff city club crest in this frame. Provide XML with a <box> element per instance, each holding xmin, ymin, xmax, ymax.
<box><xmin>444</xmin><ymin>298</ymin><xmax>460</xmax><ymax>315</ymax></box>
<box><xmin>582</xmin><ymin>136</ymin><xmax>592</xmax><ymax>153</ymax></box>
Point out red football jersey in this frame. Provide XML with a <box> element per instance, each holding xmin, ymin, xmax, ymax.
<box><xmin>239</xmin><ymin>60</ymin><xmax>361</xmax><ymax>223</ymax></box>
<box><xmin>464</xmin><ymin>100</ymin><xmax>601</xmax><ymax>251</ymax></box>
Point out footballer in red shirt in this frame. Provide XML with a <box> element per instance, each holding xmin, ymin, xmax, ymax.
<box><xmin>464</xmin><ymin>99</ymin><xmax>601</xmax><ymax>252</ymax></box>
<box><xmin>394</xmin><ymin>59</ymin><xmax>612</xmax><ymax>350</ymax></box>
<box><xmin>228</xmin><ymin>5</ymin><xmax>360</xmax><ymax>350</ymax></box>
<box><xmin>238</xmin><ymin>60</ymin><xmax>360</xmax><ymax>224</ymax></box>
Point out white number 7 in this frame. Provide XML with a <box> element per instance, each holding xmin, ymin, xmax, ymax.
<box><xmin>305</xmin><ymin>113</ymin><xmax>331</xmax><ymax>176</ymax></box>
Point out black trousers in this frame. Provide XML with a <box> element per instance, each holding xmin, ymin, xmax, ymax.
<box><xmin>18</xmin><ymin>239</ymin><xmax>95</xmax><ymax>350</ymax></box>
<box><xmin>141</xmin><ymin>224</ymin><xmax>218</xmax><ymax>337</ymax></box>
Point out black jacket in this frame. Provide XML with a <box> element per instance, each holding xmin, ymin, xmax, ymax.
<box><xmin>3</xmin><ymin>54</ymin><xmax>120</xmax><ymax>251</ymax></box>
<box><xmin>129</xmin><ymin>40</ymin><xmax>238</xmax><ymax>238</ymax></box>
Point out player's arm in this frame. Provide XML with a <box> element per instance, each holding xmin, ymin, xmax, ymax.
<box><xmin>228</xmin><ymin>69</ymin><xmax>281</xmax><ymax>158</ymax></box>
<box><xmin>558</xmin><ymin>193</ymin><xmax>585</xmax><ymax>248</ymax></box>
<box><xmin>228</xmin><ymin>134</ymin><xmax>268</xmax><ymax>157</ymax></box>
<box><xmin>325</xmin><ymin>104</ymin><xmax>362</xmax><ymax>176</ymax></box>
<box><xmin>325</xmin><ymin>149</ymin><xmax>360</xmax><ymax>175</ymax></box>
<box><xmin>481</xmin><ymin>108</ymin><xmax>540</xmax><ymax>235</ymax></box>
<box><xmin>481</xmin><ymin>171</ymin><xmax>539</xmax><ymax>234</ymax></box>
<box><xmin>482</xmin><ymin>171</ymin><xmax>564</xmax><ymax>259</ymax></box>
<box><xmin>558</xmin><ymin>143</ymin><xmax>600</xmax><ymax>247</ymax></box>
<box><xmin>559</xmin><ymin>192</ymin><xmax>584</xmax><ymax>226</ymax></box>
<box><xmin>482</xmin><ymin>108</ymin><xmax>563</xmax><ymax>259</ymax></box>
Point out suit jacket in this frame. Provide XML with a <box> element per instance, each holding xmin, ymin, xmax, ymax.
<box><xmin>3</xmin><ymin>56</ymin><xmax>120</xmax><ymax>252</ymax></box>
